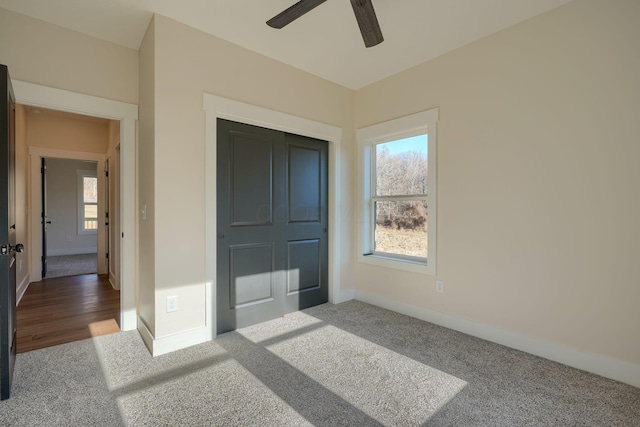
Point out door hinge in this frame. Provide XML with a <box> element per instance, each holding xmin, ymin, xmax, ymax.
<box><xmin>106</xmin><ymin>252</ymin><xmax>109</xmax><ymax>259</ymax></box>
<box><xmin>105</xmin><ymin>170</ymin><xmax>109</xmax><ymax>177</ymax></box>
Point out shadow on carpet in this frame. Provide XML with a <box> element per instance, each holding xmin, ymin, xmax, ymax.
<box><xmin>1</xmin><ymin>301</ymin><xmax>639</xmax><ymax>426</ymax></box>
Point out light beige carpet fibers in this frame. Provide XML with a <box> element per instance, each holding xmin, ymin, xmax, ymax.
<box><xmin>1</xmin><ymin>301</ymin><xmax>638</xmax><ymax>426</ymax></box>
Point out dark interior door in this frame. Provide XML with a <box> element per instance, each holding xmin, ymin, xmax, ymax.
<box><xmin>41</xmin><ymin>157</ymin><xmax>48</xmax><ymax>278</ymax></box>
<box><xmin>283</xmin><ymin>134</ymin><xmax>328</xmax><ymax>313</ymax></box>
<box><xmin>216</xmin><ymin>119</ymin><xmax>328</xmax><ymax>334</ymax></box>
<box><xmin>1</xmin><ymin>64</ymin><xmax>20</xmax><ymax>400</ymax></box>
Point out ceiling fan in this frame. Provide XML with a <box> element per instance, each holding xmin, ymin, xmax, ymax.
<box><xmin>267</xmin><ymin>0</ymin><xmax>384</xmax><ymax>48</ymax></box>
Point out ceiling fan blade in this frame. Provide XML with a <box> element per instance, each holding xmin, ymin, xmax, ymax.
<box><xmin>350</xmin><ymin>0</ymin><xmax>384</xmax><ymax>47</ymax></box>
<box><xmin>267</xmin><ymin>0</ymin><xmax>328</xmax><ymax>29</ymax></box>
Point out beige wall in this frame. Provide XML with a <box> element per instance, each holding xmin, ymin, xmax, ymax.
<box><xmin>45</xmin><ymin>158</ymin><xmax>98</xmax><ymax>255</ymax></box>
<box><xmin>5</xmin><ymin>0</ymin><xmax>635</xmax><ymax>374</ymax></box>
<box><xmin>354</xmin><ymin>0</ymin><xmax>640</xmax><ymax>366</ymax></box>
<box><xmin>1</xmin><ymin>5</ymin><xmax>136</xmax><ymax>302</ymax></box>
<box><xmin>27</xmin><ymin>109</ymin><xmax>109</xmax><ymax>154</ymax></box>
<box><xmin>0</xmin><ymin>8</ymin><xmax>138</xmax><ymax>104</ymax></box>
<box><xmin>147</xmin><ymin>15</ymin><xmax>355</xmax><ymax>338</ymax></box>
<box><xmin>137</xmin><ymin>17</ymin><xmax>156</xmax><ymax>334</ymax></box>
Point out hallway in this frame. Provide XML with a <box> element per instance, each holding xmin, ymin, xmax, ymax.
<box><xmin>17</xmin><ymin>275</ymin><xmax>120</xmax><ymax>353</ymax></box>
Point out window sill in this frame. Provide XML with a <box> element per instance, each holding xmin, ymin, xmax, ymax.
<box><xmin>358</xmin><ymin>253</ymin><xmax>435</xmax><ymax>276</ymax></box>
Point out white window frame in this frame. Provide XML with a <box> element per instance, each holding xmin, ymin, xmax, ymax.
<box><xmin>77</xmin><ymin>169</ymin><xmax>98</xmax><ymax>235</ymax></box>
<box><xmin>357</xmin><ymin>108</ymin><xmax>438</xmax><ymax>275</ymax></box>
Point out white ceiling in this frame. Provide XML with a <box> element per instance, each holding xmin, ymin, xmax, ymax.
<box><xmin>0</xmin><ymin>0</ymin><xmax>572</xmax><ymax>89</ymax></box>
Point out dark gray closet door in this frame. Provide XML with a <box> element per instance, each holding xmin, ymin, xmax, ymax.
<box><xmin>216</xmin><ymin>119</ymin><xmax>327</xmax><ymax>334</ymax></box>
<box><xmin>283</xmin><ymin>133</ymin><xmax>328</xmax><ymax>314</ymax></box>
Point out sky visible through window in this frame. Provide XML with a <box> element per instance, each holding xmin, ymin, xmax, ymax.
<box><xmin>380</xmin><ymin>134</ymin><xmax>427</xmax><ymax>155</ymax></box>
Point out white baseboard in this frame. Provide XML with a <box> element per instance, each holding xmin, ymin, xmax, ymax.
<box><xmin>108</xmin><ymin>270</ymin><xmax>119</xmax><ymax>290</ymax></box>
<box><xmin>16</xmin><ymin>274</ymin><xmax>30</xmax><ymax>305</ymax></box>
<box><xmin>48</xmin><ymin>248</ymin><xmax>97</xmax><ymax>256</ymax></box>
<box><xmin>120</xmin><ymin>308</ymin><xmax>137</xmax><ymax>332</ymax></box>
<box><xmin>137</xmin><ymin>316</ymin><xmax>213</xmax><ymax>357</ymax></box>
<box><xmin>331</xmin><ymin>289</ymin><xmax>355</xmax><ymax>304</ymax></box>
<box><xmin>354</xmin><ymin>290</ymin><xmax>640</xmax><ymax>389</ymax></box>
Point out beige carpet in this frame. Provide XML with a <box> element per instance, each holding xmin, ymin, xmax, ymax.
<box><xmin>45</xmin><ymin>254</ymin><xmax>97</xmax><ymax>278</ymax></box>
<box><xmin>1</xmin><ymin>301</ymin><xmax>638</xmax><ymax>426</ymax></box>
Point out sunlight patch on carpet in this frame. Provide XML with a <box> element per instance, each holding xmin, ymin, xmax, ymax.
<box><xmin>237</xmin><ymin>311</ymin><xmax>467</xmax><ymax>425</ymax></box>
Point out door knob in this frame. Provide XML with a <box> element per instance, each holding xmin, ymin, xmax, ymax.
<box><xmin>0</xmin><ymin>243</ymin><xmax>24</xmax><ymax>255</ymax></box>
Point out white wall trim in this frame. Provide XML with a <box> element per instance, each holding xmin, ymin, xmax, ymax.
<box><xmin>12</xmin><ymin>80</ymin><xmax>138</xmax><ymax>120</ymax></box>
<box><xmin>137</xmin><ymin>318</ymin><xmax>154</xmax><ymax>354</ymax></box>
<box><xmin>355</xmin><ymin>290</ymin><xmax>640</xmax><ymax>389</ymax></box>
<box><xmin>47</xmin><ymin>248</ymin><xmax>98</xmax><ymax>256</ymax></box>
<box><xmin>15</xmin><ymin>80</ymin><xmax>138</xmax><ymax>332</ymax></box>
<box><xmin>16</xmin><ymin>274</ymin><xmax>30</xmax><ymax>305</ymax></box>
<box><xmin>356</xmin><ymin>108</ymin><xmax>439</xmax><ymax>276</ymax></box>
<box><xmin>203</xmin><ymin>96</ymin><xmax>343</xmax><ymax>142</ymax></box>
<box><xmin>332</xmin><ymin>289</ymin><xmax>355</xmax><ymax>304</ymax></box>
<box><xmin>203</xmin><ymin>94</ymin><xmax>343</xmax><ymax>337</ymax></box>
<box><xmin>137</xmin><ymin>316</ymin><xmax>211</xmax><ymax>357</ymax></box>
<box><xmin>28</xmin><ymin>147</ymin><xmax>105</xmax><ymax>161</ymax></box>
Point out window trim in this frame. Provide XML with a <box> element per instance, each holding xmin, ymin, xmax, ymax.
<box><xmin>357</xmin><ymin>108</ymin><xmax>438</xmax><ymax>275</ymax></box>
<box><xmin>77</xmin><ymin>169</ymin><xmax>98</xmax><ymax>235</ymax></box>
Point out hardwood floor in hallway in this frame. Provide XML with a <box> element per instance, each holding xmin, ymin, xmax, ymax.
<box><xmin>17</xmin><ymin>274</ymin><xmax>120</xmax><ymax>353</ymax></box>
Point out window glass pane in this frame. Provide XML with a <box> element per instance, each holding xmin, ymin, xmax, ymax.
<box><xmin>84</xmin><ymin>176</ymin><xmax>98</xmax><ymax>203</ymax></box>
<box><xmin>374</xmin><ymin>200</ymin><xmax>427</xmax><ymax>258</ymax></box>
<box><xmin>84</xmin><ymin>220</ymin><xmax>98</xmax><ymax>230</ymax></box>
<box><xmin>84</xmin><ymin>204</ymin><xmax>98</xmax><ymax>219</ymax></box>
<box><xmin>375</xmin><ymin>135</ymin><xmax>427</xmax><ymax>196</ymax></box>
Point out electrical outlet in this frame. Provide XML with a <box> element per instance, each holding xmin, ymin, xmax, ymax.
<box><xmin>436</xmin><ymin>280</ymin><xmax>444</xmax><ymax>294</ymax></box>
<box><xmin>166</xmin><ymin>296</ymin><xmax>178</xmax><ymax>313</ymax></box>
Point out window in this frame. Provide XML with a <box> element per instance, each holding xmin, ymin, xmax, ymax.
<box><xmin>77</xmin><ymin>169</ymin><xmax>98</xmax><ymax>234</ymax></box>
<box><xmin>358</xmin><ymin>109</ymin><xmax>438</xmax><ymax>275</ymax></box>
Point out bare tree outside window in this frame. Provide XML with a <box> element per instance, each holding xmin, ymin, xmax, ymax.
<box><xmin>84</xmin><ymin>176</ymin><xmax>97</xmax><ymax>203</ymax></box>
<box><xmin>373</xmin><ymin>135</ymin><xmax>428</xmax><ymax>259</ymax></box>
